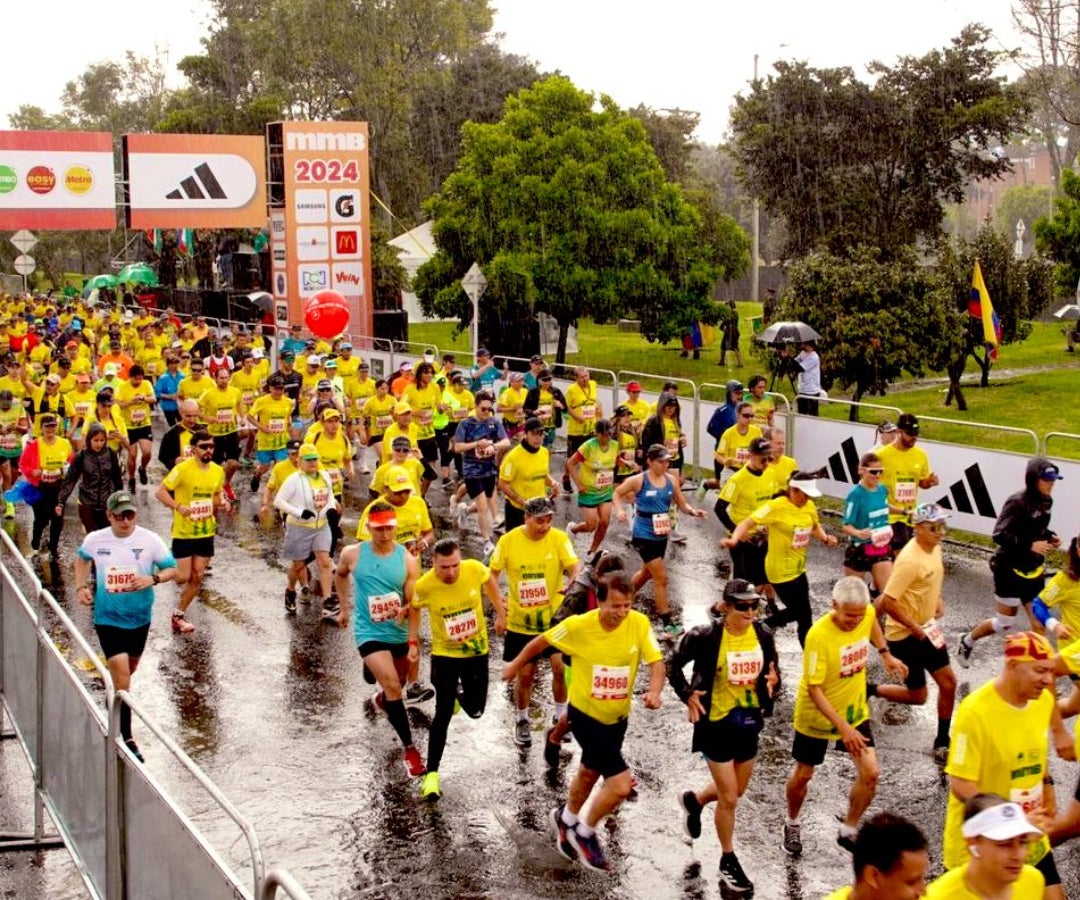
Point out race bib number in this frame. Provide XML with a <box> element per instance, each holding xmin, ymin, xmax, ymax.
<box><xmin>74</xmin><ymin>402</ymin><xmax>91</xmax><ymax>416</ymax></box>
<box><xmin>0</xmin><ymin>433</ymin><xmax>17</xmax><ymax>450</ymax></box>
<box><xmin>1011</xmin><ymin>784</ymin><xmax>1043</xmax><ymax>816</ymax></box>
<box><xmin>594</xmin><ymin>470</ymin><xmax>614</xmax><ymax>489</ymax></box>
<box><xmin>870</xmin><ymin>524</ymin><xmax>893</xmax><ymax>548</ymax></box>
<box><xmin>537</xmin><ymin>405</ymin><xmax>552</xmax><ymax>422</ymax></box>
<box><xmin>451</xmin><ymin>407</ymin><xmax>468</xmax><ymax>420</ymax></box>
<box><xmin>839</xmin><ymin>638</ymin><xmax>869</xmax><ymax>678</ymax></box>
<box><xmin>268</xmin><ymin>418</ymin><xmax>286</xmax><ymax>434</ymax></box>
<box><xmin>312</xmin><ymin>486</ymin><xmax>330</xmax><ymax>509</ymax></box>
<box><xmin>188</xmin><ymin>498</ymin><xmax>214</xmax><ymax>521</ymax></box>
<box><xmin>368</xmin><ymin>591</ymin><xmax>401</xmax><ymax>623</ymax></box>
<box><xmin>923</xmin><ymin>619</ymin><xmax>946</xmax><ymax>650</ymax></box>
<box><xmin>517</xmin><ymin>578</ymin><xmax>549</xmax><ymax>608</ymax></box>
<box><xmin>652</xmin><ymin>512</ymin><xmax>671</xmax><ymax>535</ymax></box>
<box><xmin>418</xmin><ymin>409</ymin><xmax>433</xmax><ymax>426</ymax></box>
<box><xmin>727</xmin><ymin>649</ymin><xmax>763</xmax><ymax>687</ymax></box>
<box><xmin>130</xmin><ymin>409</ymin><xmax>148</xmax><ymax>424</ymax></box>
<box><xmin>735</xmin><ymin>446</ymin><xmax>751</xmax><ymax>464</ymax></box>
<box><xmin>894</xmin><ymin>480</ymin><xmax>917</xmax><ymax>504</ymax></box>
<box><xmin>40</xmin><ymin>468</ymin><xmax>62</xmax><ymax>483</ymax></box>
<box><xmin>444</xmin><ymin>607</ymin><xmax>479</xmax><ymax>643</ymax></box>
<box><xmin>581</xmin><ymin>404</ymin><xmax>596</xmax><ymax>420</ymax></box>
<box><xmin>475</xmin><ymin>443</ymin><xmax>495</xmax><ymax>459</ymax></box>
<box><xmin>375</xmin><ymin>415</ymin><xmax>393</xmax><ymax>429</ymax></box>
<box><xmin>791</xmin><ymin>526</ymin><xmax>812</xmax><ymax>550</ymax></box>
<box><xmin>215</xmin><ymin>409</ymin><xmax>234</xmax><ymax>425</ymax></box>
<box><xmin>591</xmin><ymin>665</ymin><xmax>630</xmax><ymax>701</ymax></box>
<box><xmin>328</xmin><ymin>469</ymin><xmax>342</xmax><ymax>488</ymax></box>
<box><xmin>105</xmin><ymin>566</ymin><xmax>139</xmax><ymax>593</ymax></box>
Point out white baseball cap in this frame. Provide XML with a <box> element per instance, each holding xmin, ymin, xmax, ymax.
<box><xmin>962</xmin><ymin>802</ymin><xmax>1042</xmax><ymax>842</ymax></box>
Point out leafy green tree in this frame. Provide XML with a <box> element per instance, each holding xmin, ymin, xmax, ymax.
<box><xmin>778</xmin><ymin>248</ymin><xmax>965</xmax><ymax>417</ymax></box>
<box><xmin>730</xmin><ymin>26</ymin><xmax>1029</xmax><ymax>261</ymax></box>
<box><xmin>995</xmin><ymin>184</ymin><xmax>1053</xmax><ymax>244</ymax></box>
<box><xmin>1034</xmin><ymin>167</ymin><xmax>1080</xmax><ymax>294</ymax></box>
<box><xmin>414</xmin><ymin>77</ymin><xmax>734</xmax><ymax>362</ymax></box>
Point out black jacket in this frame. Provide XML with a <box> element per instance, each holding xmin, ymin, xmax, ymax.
<box><xmin>57</xmin><ymin>434</ymin><xmax>123</xmax><ymax>510</ymax></box>
<box><xmin>523</xmin><ymin>385</ymin><xmax>566</xmax><ymax>428</ymax></box>
<box><xmin>668</xmin><ymin>618</ymin><xmax>779</xmax><ymax>748</ymax></box>
<box><xmin>992</xmin><ymin>457</ymin><xmax>1057</xmax><ymax>575</ymax></box>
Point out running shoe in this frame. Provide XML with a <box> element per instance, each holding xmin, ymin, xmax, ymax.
<box><xmin>171</xmin><ymin>612</ymin><xmax>195</xmax><ymax>634</ymax></box>
<box><xmin>513</xmin><ymin>719</ymin><xmax>532</xmax><ymax>747</ymax></box>
<box><xmin>128</xmin><ymin>476</ymin><xmax>136</xmax><ymax>494</ymax></box>
<box><xmin>551</xmin><ymin>805</ymin><xmax>578</xmax><ymax>862</ymax></box>
<box><xmin>372</xmin><ymin>691</ymin><xmax>386</xmax><ymax>713</ymax></box>
<box><xmin>956</xmin><ymin>634</ymin><xmax>974</xmax><ymax>669</ymax></box>
<box><xmin>224</xmin><ymin>483</ymin><xmax>237</xmax><ymax>503</ymax></box>
<box><xmin>250</xmin><ymin>474</ymin><xmax>260</xmax><ymax>493</ymax></box>
<box><xmin>781</xmin><ymin>823</ymin><xmax>802</xmax><ymax>856</ymax></box>
<box><xmin>482</xmin><ymin>540</ymin><xmax>496</xmax><ymax>564</ymax></box>
<box><xmin>933</xmin><ymin>740</ymin><xmax>950</xmax><ymax>765</ymax></box>
<box><xmin>4</xmin><ymin>501</ymin><xmax>14</xmax><ymax>518</ymax></box>
<box><xmin>124</xmin><ymin>738</ymin><xmax>145</xmax><ymax>763</ymax></box>
<box><xmin>403</xmin><ymin>745</ymin><xmax>426</xmax><ymax>778</ymax></box>
<box><xmin>321</xmin><ymin>596</ymin><xmax>341</xmax><ymax>622</ymax></box>
<box><xmin>284</xmin><ymin>589</ymin><xmax>297</xmax><ymax>614</ymax></box>
<box><xmin>138</xmin><ymin>467</ymin><xmax>148</xmax><ymax>486</ymax></box>
<box><xmin>404</xmin><ymin>682</ymin><xmax>436</xmax><ymax>705</ymax></box>
<box><xmin>567</xmin><ymin>826</ymin><xmax>610</xmax><ymax>873</ymax></box>
<box><xmin>719</xmin><ymin>852</ymin><xmax>754</xmax><ymax>896</ymax></box>
<box><xmin>669</xmin><ymin>530</ymin><xmax>688</xmax><ymax>545</ymax></box>
<box><xmin>836</xmin><ymin>828</ymin><xmax>857</xmax><ymax>854</ymax></box>
<box><xmin>420</xmin><ymin>771</ymin><xmax>442</xmax><ymax>800</ymax></box>
<box><xmin>679</xmin><ymin>790</ymin><xmax>703</xmax><ymax>840</ymax></box>
<box><xmin>543</xmin><ymin>727</ymin><xmax>562</xmax><ymax>769</ymax></box>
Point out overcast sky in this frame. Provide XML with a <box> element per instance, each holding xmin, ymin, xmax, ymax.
<box><xmin>1</xmin><ymin>0</ymin><xmax>1022</xmax><ymax>144</ymax></box>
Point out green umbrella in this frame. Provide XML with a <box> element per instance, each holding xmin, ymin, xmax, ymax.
<box><xmin>116</xmin><ymin>263</ymin><xmax>159</xmax><ymax>286</ymax></box>
<box><xmin>85</xmin><ymin>273</ymin><xmax>119</xmax><ymax>290</ymax></box>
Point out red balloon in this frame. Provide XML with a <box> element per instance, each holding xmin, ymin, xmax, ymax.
<box><xmin>303</xmin><ymin>290</ymin><xmax>351</xmax><ymax>339</ymax></box>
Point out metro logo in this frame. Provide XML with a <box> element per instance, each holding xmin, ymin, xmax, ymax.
<box><xmin>286</xmin><ymin>132</ymin><xmax>366</xmax><ymax>152</ymax></box>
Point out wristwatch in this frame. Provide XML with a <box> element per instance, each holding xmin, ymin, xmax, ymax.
<box><xmin>152</xmin><ymin>574</ymin><xmax>161</xmax><ymax>585</ymax></box>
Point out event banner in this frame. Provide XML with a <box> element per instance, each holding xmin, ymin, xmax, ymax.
<box><xmin>0</xmin><ymin>131</ymin><xmax>116</xmax><ymax>230</ymax></box>
<box><xmin>271</xmin><ymin>121</ymin><xmax>372</xmax><ymax>333</ymax></box>
<box><xmin>123</xmin><ymin>133</ymin><xmax>266</xmax><ymax>229</ymax></box>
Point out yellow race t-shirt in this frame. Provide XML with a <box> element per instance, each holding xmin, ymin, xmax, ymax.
<box><xmin>404</xmin><ymin>382</ymin><xmax>442</xmax><ymax>440</ymax></box>
<box><xmin>266</xmin><ymin>457</ymin><xmax>300</xmax><ymax>492</ymax></box>
<box><xmin>308</xmin><ymin>428</ymin><xmax>350</xmax><ymax>496</ymax></box>
<box><xmin>716</xmin><ymin>423</ymin><xmax>763</xmax><ymax>468</ymax></box>
<box><xmin>497</xmin><ymin>385</ymin><xmax>528</xmax><ymax>425</ymax></box>
<box><xmin>380</xmin><ymin>421</ymin><xmax>420</xmax><ymax>462</ymax></box>
<box><xmin>709</xmin><ymin>626</ymin><xmax>763</xmax><ymax>721</ymax></box>
<box><xmin>878</xmin><ymin>442</ymin><xmax>933</xmax><ymax>525</ymax></box>
<box><xmin>1038</xmin><ymin>571</ymin><xmax>1080</xmax><ymax>639</ymax></box>
<box><xmin>371</xmin><ymin>457</ymin><xmax>424</xmax><ymax>495</ymax></box>
<box><xmin>115</xmin><ymin>379</ymin><xmax>156</xmax><ymax>430</ymax></box>
<box><xmin>766</xmin><ymin>455</ymin><xmax>798</xmax><ymax>493</ymax></box>
<box><xmin>793</xmin><ymin>605</ymin><xmax>874</xmax><ymax>740</ymax></box>
<box><xmin>36</xmin><ymin>437</ymin><xmax>73</xmax><ymax>485</ymax></box>
<box><xmin>575</xmin><ymin>437</ymin><xmax>618</xmax><ymax>503</ymax></box>
<box><xmin>925</xmin><ymin>864</ymin><xmax>1044</xmax><ymax>899</ymax></box>
<box><xmin>83</xmin><ymin>408</ymin><xmax>128</xmax><ymax>452</ymax></box>
<box><xmin>229</xmin><ymin>368</ymin><xmax>264</xmax><ymax>411</ymax></box>
<box><xmin>565</xmin><ymin>381</ymin><xmax>601</xmax><ymax>437</ymax></box>
<box><xmin>750</xmin><ymin>496</ymin><xmax>819</xmax><ymax>585</ymax></box>
<box><xmin>248</xmin><ymin>394</ymin><xmax>294</xmax><ymax>452</ymax></box>
<box><xmin>199</xmin><ymin>386</ymin><xmax>244</xmax><ymax>436</ymax></box>
<box><xmin>412</xmin><ymin>560</ymin><xmax>491</xmax><ymax>658</ymax></box>
<box><xmin>356</xmin><ymin>495</ymin><xmax>432</xmax><ymax>545</ymax></box>
<box><xmin>943</xmin><ymin>679</ymin><xmax>1053</xmax><ymax>870</ymax></box>
<box><xmin>544</xmin><ymin>608</ymin><xmax>662</xmax><ymax>724</ymax></box>
<box><xmin>363</xmin><ymin>394</ymin><xmax>397</xmax><ymax>438</ymax></box>
<box><xmin>161</xmin><ymin>457</ymin><xmax>226</xmax><ymax>539</ymax></box>
<box><xmin>719</xmin><ymin>465</ymin><xmax>776</xmax><ymax>529</ymax></box>
<box><xmin>498</xmin><ymin>443</ymin><xmax>551</xmax><ymax>510</ymax></box>
<box><xmin>177</xmin><ymin>375</ymin><xmax>213</xmax><ymax>404</ymax></box>
<box><xmin>882</xmin><ymin>539</ymin><xmax>944</xmax><ymax>642</ymax></box>
<box><xmin>489</xmin><ymin>525</ymin><xmax>578</xmax><ymax>634</ymax></box>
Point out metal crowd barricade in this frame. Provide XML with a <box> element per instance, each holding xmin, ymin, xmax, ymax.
<box><xmin>1043</xmin><ymin>431</ymin><xmax>1080</xmax><ymax>461</ymax></box>
<box><xmin>804</xmin><ymin>397</ymin><xmax>903</xmax><ymax>456</ymax></box>
<box><xmin>618</xmin><ymin>371</ymin><xmax>699</xmax><ymax>470</ymax></box>
<box><xmin>0</xmin><ymin>526</ymin><xmax>306</xmax><ymax>900</ymax></box>
<box><xmin>261</xmin><ymin>868</ymin><xmax>316</xmax><ymax>900</ymax></box>
<box><xmin>915</xmin><ymin>414</ymin><xmax>1039</xmax><ymax>456</ymax></box>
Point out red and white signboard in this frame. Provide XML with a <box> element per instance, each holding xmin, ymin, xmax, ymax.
<box><xmin>0</xmin><ymin>131</ymin><xmax>116</xmax><ymax>230</ymax></box>
<box><xmin>273</xmin><ymin>122</ymin><xmax>372</xmax><ymax>334</ymax></box>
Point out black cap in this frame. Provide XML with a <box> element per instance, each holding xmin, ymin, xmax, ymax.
<box><xmin>286</xmin><ymin>439</ymin><xmax>302</xmax><ymax>451</ymax></box>
<box><xmin>897</xmin><ymin>413</ymin><xmax>919</xmax><ymax>434</ymax></box>
<box><xmin>749</xmin><ymin>437</ymin><xmax>771</xmax><ymax>455</ymax></box>
<box><xmin>524</xmin><ymin>416</ymin><xmax>544</xmax><ymax>433</ymax></box>
<box><xmin>723</xmin><ymin>579</ymin><xmax>763</xmax><ymax>603</ymax></box>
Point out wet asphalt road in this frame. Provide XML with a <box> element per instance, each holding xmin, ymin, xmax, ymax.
<box><xmin>3</xmin><ymin>459</ymin><xmax>1080</xmax><ymax>900</ymax></box>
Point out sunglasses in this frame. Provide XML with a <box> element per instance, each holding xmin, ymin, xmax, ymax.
<box><xmin>42</xmin><ymin>421</ymin><xmax>58</xmax><ymax>427</ymax></box>
<box><xmin>196</xmin><ymin>442</ymin><xmax>215</xmax><ymax>450</ymax></box>
<box><xmin>730</xmin><ymin>600</ymin><xmax>760</xmax><ymax>612</ymax></box>
<box><xmin>740</xmin><ymin>413</ymin><xmax>754</xmax><ymax>419</ymax></box>
<box><xmin>478</xmin><ymin>405</ymin><xmax>493</xmax><ymax>412</ymax></box>
<box><xmin>112</xmin><ymin>510</ymin><xmax>136</xmax><ymax>521</ymax></box>
<box><xmin>922</xmin><ymin>522</ymin><xmax>947</xmax><ymax>533</ymax></box>
<box><xmin>866</xmin><ymin>468</ymin><xmax>884</xmax><ymax>475</ymax></box>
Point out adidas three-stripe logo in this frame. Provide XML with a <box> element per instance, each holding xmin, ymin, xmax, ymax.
<box><xmin>166</xmin><ymin>162</ymin><xmax>227</xmax><ymax>201</ymax></box>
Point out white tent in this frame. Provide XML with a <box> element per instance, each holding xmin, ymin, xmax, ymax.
<box><xmin>388</xmin><ymin>221</ymin><xmax>441</xmax><ymax>322</ymax></box>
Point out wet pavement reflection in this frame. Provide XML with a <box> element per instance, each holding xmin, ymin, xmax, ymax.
<box><xmin>2</xmin><ymin>465</ymin><xmax>1080</xmax><ymax>899</ymax></box>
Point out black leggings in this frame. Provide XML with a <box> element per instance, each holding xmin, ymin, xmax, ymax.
<box><xmin>78</xmin><ymin>503</ymin><xmax>109</xmax><ymax>535</ymax></box>
<box><xmin>426</xmin><ymin>654</ymin><xmax>489</xmax><ymax>772</ymax></box>
<box><xmin>435</xmin><ymin>425</ymin><xmax>455</xmax><ymax>468</ymax></box>
<box><xmin>31</xmin><ymin>483</ymin><xmax>63</xmax><ymax>554</ymax></box>
<box><xmin>765</xmin><ymin>573</ymin><xmax>813</xmax><ymax>646</ymax></box>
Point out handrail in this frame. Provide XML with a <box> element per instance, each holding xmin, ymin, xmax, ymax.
<box><xmin>260</xmin><ymin>868</ymin><xmax>316</xmax><ymax>900</ymax></box>
<box><xmin>619</xmin><ymin>370</ymin><xmax>699</xmax><ymax>469</ymax></box>
<box><xmin>815</xmin><ymin>396</ymin><xmax>903</xmax><ymax>417</ymax></box>
<box><xmin>0</xmin><ymin>529</ymin><xmax>43</xmax><ymax>599</ymax></box>
<box><xmin>114</xmin><ymin>690</ymin><xmax>267</xmax><ymax>898</ymax></box>
<box><xmin>916</xmin><ymin>414</ymin><xmax>1039</xmax><ymax>455</ymax></box>
<box><xmin>1043</xmin><ymin>431</ymin><xmax>1080</xmax><ymax>459</ymax></box>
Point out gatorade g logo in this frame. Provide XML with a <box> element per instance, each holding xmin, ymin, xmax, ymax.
<box><xmin>0</xmin><ymin>165</ymin><xmax>16</xmax><ymax>195</ymax></box>
<box><xmin>26</xmin><ymin>166</ymin><xmax>56</xmax><ymax>194</ymax></box>
<box><xmin>334</xmin><ymin>194</ymin><xmax>354</xmax><ymax>218</ymax></box>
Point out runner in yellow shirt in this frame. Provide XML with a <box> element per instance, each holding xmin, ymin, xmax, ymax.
<box><xmin>177</xmin><ymin>359</ymin><xmax>213</xmax><ymax>404</ymax></box>
<box><xmin>260</xmin><ymin>440</ymin><xmax>301</xmax><ymax>521</ymax></box>
<box><xmin>716</xmin><ymin>437</ymin><xmax>776</xmax><ymax>593</ymax></box>
<box><xmin>246</xmin><ymin>373</ymin><xmax>295</xmax><ymax>495</ymax></box>
<box><xmin>878</xmin><ymin>413</ymin><xmax>939</xmax><ymax>552</ymax></box>
<box><xmin>230</xmin><ymin>351</ymin><xmax>265</xmax><ymax>463</ymax></box>
<box><xmin>362</xmin><ymin>380</ymin><xmax>396</xmax><ymax>459</ymax></box>
<box><xmin>743</xmin><ymin>375</ymin><xmax>775</xmax><ymax>427</ymax></box>
<box><xmin>716</xmin><ymin>403</ymin><xmax>763</xmax><ymax>479</ymax></box>
<box><xmin>0</xmin><ymin>390</ymin><xmax>28</xmax><ymax>514</ymax></box>
<box><xmin>563</xmin><ymin>367</ymin><xmax>602</xmax><ymax>492</ymax></box>
<box><xmin>356</xmin><ymin>465</ymin><xmax>434</xmax><ymax>553</ymax></box>
<box><xmin>622</xmin><ymin>382</ymin><xmax>651</xmax><ymax>436</ymax></box>
<box><xmin>404</xmin><ymin>362</ymin><xmax>443</xmax><ymax>495</ymax></box>
<box><xmin>198</xmin><ymin>366</ymin><xmax>245</xmax><ymax>503</ymax></box>
<box><xmin>820</xmin><ymin>813</ymin><xmax>929</xmax><ymax>900</ymax></box>
<box><xmin>115</xmin><ymin>365</ymin><xmax>157</xmax><ymax>491</ymax></box>
<box><xmin>155</xmin><ymin>431</ymin><xmax>226</xmax><ymax>635</ymax></box>
<box><xmin>497</xmin><ymin>372</ymin><xmax>528</xmax><ymax>443</ymax></box>
<box><xmin>565</xmin><ymin>420</ymin><xmax>619</xmax><ymax>556</ymax></box>
<box><xmin>371</xmin><ymin>436</ymin><xmax>425</xmax><ymax>498</ymax></box>
<box><xmin>83</xmin><ymin>391</ymin><xmax>129</xmax><ymax>453</ymax></box>
<box><xmin>498</xmin><ymin>418</ymin><xmax>559</xmax><ymax>532</ymax></box>
<box><xmin>782</xmin><ymin>577</ymin><xmax>906</xmax><ymax>859</ymax></box>
<box><xmin>489</xmin><ymin>497</ymin><xmax>579</xmax><ymax>749</ymax></box>
<box><xmin>64</xmin><ymin>373</ymin><xmax>98</xmax><ymax>448</ymax></box>
<box><xmin>307</xmin><ymin>408</ymin><xmax>353</xmax><ymax>551</ymax></box>
<box><xmin>24</xmin><ymin>413</ymin><xmax>73</xmax><ymax>559</ymax></box>
<box><xmin>381</xmin><ymin>403</ymin><xmax>421</xmax><ymax>463</ymax></box>
<box><xmin>410</xmin><ymin>538</ymin><xmax>505</xmax><ymax>800</ymax></box>
<box><xmin>502</xmin><ymin>568</ymin><xmax>664</xmax><ymax>873</ymax></box>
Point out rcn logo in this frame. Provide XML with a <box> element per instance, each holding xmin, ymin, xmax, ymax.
<box><xmin>128</xmin><ymin>152</ymin><xmax>258</xmax><ymax>209</ymax></box>
<box><xmin>301</xmin><ymin>270</ymin><xmax>328</xmax><ymax>290</ymax></box>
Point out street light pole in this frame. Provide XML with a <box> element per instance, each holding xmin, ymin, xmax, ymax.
<box><xmin>751</xmin><ymin>53</ymin><xmax>760</xmax><ymax>308</ymax></box>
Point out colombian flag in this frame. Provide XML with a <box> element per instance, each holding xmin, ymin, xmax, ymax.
<box><xmin>968</xmin><ymin>260</ymin><xmax>1001</xmax><ymax>360</ymax></box>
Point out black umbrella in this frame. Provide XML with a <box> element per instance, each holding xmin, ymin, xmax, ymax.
<box><xmin>246</xmin><ymin>291</ymin><xmax>273</xmax><ymax>313</ymax></box>
<box><xmin>755</xmin><ymin>321</ymin><xmax>821</xmax><ymax>346</ymax></box>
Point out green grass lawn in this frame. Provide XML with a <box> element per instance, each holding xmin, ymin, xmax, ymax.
<box><xmin>411</xmin><ymin>309</ymin><xmax>1080</xmax><ymax>457</ymax></box>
